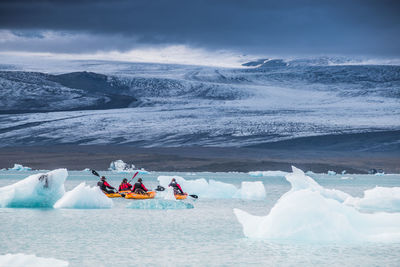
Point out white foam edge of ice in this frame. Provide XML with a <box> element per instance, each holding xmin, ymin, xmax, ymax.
<box><xmin>0</xmin><ymin>253</ymin><xmax>69</xmax><ymax>267</ymax></box>
<box><xmin>54</xmin><ymin>182</ymin><xmax>112</xmax><ymax>209</ymax></box>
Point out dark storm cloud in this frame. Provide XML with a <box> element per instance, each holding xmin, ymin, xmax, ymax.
<box><xmin>0</xmin><ymin>0</ymin><xmax>399</xmax><ymax>55</ymax></box>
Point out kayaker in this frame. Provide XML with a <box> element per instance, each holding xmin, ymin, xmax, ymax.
<box><xmin>119</xmin><ymin>178</ymin><xmax>132</xmax><ymax>191</ymax></box>
<box><xmin>169</xmin><ymin>178</ymin><xmax>184</xmax><ymax>195</ymax></box>
<box><xmin>97</xmin><ymin>176</ymin><xmax>116</xmax><ymax>194</ymax></box>
<box><xmin>132</xmin><ymin>178</ymin><xmax>148</xmax><ymax>194</ymax></box>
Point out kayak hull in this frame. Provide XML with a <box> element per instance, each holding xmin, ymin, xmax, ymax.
<box><xmin>175</xmin><ymin>194</ymin><xmax>188</xmax><ymax>200</ymax></box>
<box><xmin>106</xmin><ymin>193</ymin><xmax>122</xmax><ymax>198</ymax></box>
<box><xmin>125</xmin><ymin>191</ymin><xmax>156</xmax><ymax>199</ymax></box>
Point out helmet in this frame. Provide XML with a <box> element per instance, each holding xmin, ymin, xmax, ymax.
<box><xmin>138</xmin><ymin>178</ymin><xmax>143</xmax><ymax>182</ymax></box>
<box><xmin>101</xmin><ymin>176</ymin><xmax>106</xmax><ymax>180</ymax></box>
<box><xmin>123</xmin><ymin>178</ymin><xmax>128</xmax><ymax>182</ymax></box>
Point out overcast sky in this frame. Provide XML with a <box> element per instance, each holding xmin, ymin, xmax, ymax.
<box><xmin>0</xmin><ymin>0</ymin><xmax>399</xmax><ymax>65</ymax></box>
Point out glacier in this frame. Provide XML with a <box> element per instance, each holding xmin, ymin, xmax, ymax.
<box><xmin>0</xmin><ymin>169</ymin><xmax>67</xmax><ymax>208</ymax></box>
<box><xmin>234</xmin><ymin>166</ymin><xmax>400</xmax><ymax>242</ymax></box>
<box><xmin>0</xmin><ymin>58</ymin><xmax>399</xmax><ymax>148</ymax></box>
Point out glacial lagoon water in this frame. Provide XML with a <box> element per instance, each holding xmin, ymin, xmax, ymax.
<box><xmin>1</xmin><ymin>170</ymin><xmax>400</xmax><ymax>266</ymax></box>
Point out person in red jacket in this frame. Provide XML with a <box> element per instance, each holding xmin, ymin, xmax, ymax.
<box><xmin>169</xmin><ymin>178</ymin><xmax>185</xmax><ymax>195</ymax></box>
<box><xmin>119</xmin><ymin>178</ymin><xmax>132</xmax><ymax>191</ymax></box>
<box><xmin>132</xmin><ymin>178</ymin><xmax>148</xmax><ymax>194</ymax></box>
<box><xmin>97</xmin><ymin>176</ymin><xmax>116</xmax><ymax>194</ymax></box>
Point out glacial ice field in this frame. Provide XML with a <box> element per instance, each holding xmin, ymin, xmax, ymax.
<box><xmin>0</xmin><ymin>57</ymin><xmax>399</xmax><ymax>147</ymax></box>
<box><xmin>1</xmin><ymin>168</ymin><xmax>400</xmax><ymax>266</ymax></box>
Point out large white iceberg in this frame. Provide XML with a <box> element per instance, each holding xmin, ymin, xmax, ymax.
<box><xmin>234</xmin><ymin>166</ymin><xmax>400</xmax><ymax>242</ymax></box>
<box><xmin>157</xmin><ymin>175</ymin><xmax>266</xmax><ymax>200</ymax></box>
<box><xmin>0</xmin><ymin>169</ymin><xmax>67</xmax><ymax>208</ymax></box>
<box><xmin>0</xmin><ymin>254</ymin><xmax>68</xmax><ymax>267</ymax></box>
<box><xmin>108</xmin><ymin>160</ymin><xmax>149</xmax><ymax>174</ymax></box>
<box><xmin>54</xmin><ymin>182</ymin><xmax>112</xmax><ymax>209</ymax></box>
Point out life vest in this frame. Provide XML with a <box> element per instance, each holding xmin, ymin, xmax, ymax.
<box><xmin>119</xmin><ymin>183</ymin><xmax>132</xmax><ymax>191</ymax></box>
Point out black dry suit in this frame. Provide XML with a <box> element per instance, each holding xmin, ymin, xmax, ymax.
<box><xmin>97</xmin><ymin>180</ymin><xmax>115</xmax><ymax>194</ymax></box>
<box><xmin>169</xmin><ymin>181</ymin><xmax>184</xmax><ymax>194</ymax></box>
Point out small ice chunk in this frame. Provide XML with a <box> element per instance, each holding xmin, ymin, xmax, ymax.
<box><xmin>127</xmin><ymin>199</ymin><xmax>194</xmax><ymax>210</ymax></box>
<box><xmin>8</xmin><ymin>164</ymin><xmax>32</xmax><ymax>171</ymax></box>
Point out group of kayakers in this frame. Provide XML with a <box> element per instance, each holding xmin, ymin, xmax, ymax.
<box><xmin>97</xmin><ymin>175</ymin><xmax>185</xmax><ymax>196</ymax></box>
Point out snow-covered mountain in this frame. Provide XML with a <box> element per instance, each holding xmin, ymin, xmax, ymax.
<box><xmin>0</xmin><ymin>58</ymin><xmax>399</xmax><ymax>147</ymax></box>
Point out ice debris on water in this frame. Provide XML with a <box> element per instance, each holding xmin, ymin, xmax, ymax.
<box><xmin>109</xmin><ymin>160</ymin><xmax>149</xmax><ymax>174</ymax></box>
<box><xmin>54</xmin><ymin>182</ymin><xmax>112</xmax><ymax>209</ymax></box>
<box><xmin>158</xmin><ymin>176</ymin><xmax>266</xmax><ymax>200</ymax></box>
<box><xmin>0</xmin><ymin>169</ymin><xmax>67</xmax><ymax>208</ymax></box>
<box><xmin>0</xmin><ymin>253</ymin><xmax>69</xmax><ymax>267</ymax></box>
<box><xmin>327</xmin><ymin>170</ymin><xmax>336</xmax><ymax>175</ymax></box>
<box><xmin>127</xmin><ymin>199</ymin><xmax>194</xmax><ymax>210</ymax></box>
<box><xmin>234</xmin><ymin>166</ymin><xmax>400</xmax><ymax>242</ymax></box>
<box><xmin>248</xmin><ymin>171</ymin><xmax>288</xmax><ymax>177</ymax></box>
<box><xmin>8</xmin><ymin>164</ymin><xmax>32</xmax><ymax>171</ymax></box>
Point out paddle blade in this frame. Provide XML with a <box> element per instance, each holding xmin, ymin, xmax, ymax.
<box><xmin>155</xmin><ymin>185</ymin><xmax>165</xmax><ymax>191</ymax></box>
<box><xmin>189</xmin><ymin>194</ymin><xmax>198</xmax><ymax>199</ymax></box>
<box><xmin>91</xmin><ymin>170</ymin><xmax>100</xmax><ymax>177</ymax></box>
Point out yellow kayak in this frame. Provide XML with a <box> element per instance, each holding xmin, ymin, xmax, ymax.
<box><xmin>125</xmin><ymin>191</ymin><xmax>156</xmax><ymax>199</ymax></box>
<box><xmin>105</xmin><ymin>193</ymin><xmax>123</xmax><ymax>198</ymax></box>
<box><xmin>175</xmin><ymin>193</ymin><xmax>188</xmax><ymax>200</ymax></box>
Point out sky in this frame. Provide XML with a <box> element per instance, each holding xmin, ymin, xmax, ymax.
<box><xmin>0</xmin><ymin>0</ymin><xmax>399</xmax><ymax>66</ymax></box>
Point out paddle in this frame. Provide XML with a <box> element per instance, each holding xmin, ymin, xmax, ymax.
<box><xmin>91</xmin><ymin>169</ymin><xmax>124</xmax><ymax>197</ymax></box>
<box><xmin>154</xmin><ymin>185</ymin><xmax>198</xmax><ymax>199</ymax></box>
<box><xmin>128</xmin><ymin>171</ymin><xmax>139</xmax><ymax>184</ymax></box>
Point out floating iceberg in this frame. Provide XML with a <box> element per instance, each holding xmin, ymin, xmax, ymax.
<box><xmin>0</xmin><ymin>169</ymin><xmax>67</xmax><ymax>208</ymax></box>
<box><xmin>108</xmin><ymin>160</ymin><xmax>149</xmax><ymax>174</ymax></box>
<box><xmin>127</xmin><ymin>199</ymin><xmax>194</xmax><ymax>210</ymax></box>
<box><xmin>344</xmin><ymin>187</ymin><xmax>400</xmax><ymax>212</ymax></box>
<box><xmin>54</xmin><ymin>182</ymin><xmax>112</xmax><ymax>209</ymax></box>
<box><xmin>327</xmin><ymin>170</ymin><xmax>336</xmax><ymax>175</ymax></box>
<box><xmin>0</xmin><ymin>253</ymin><xmax>69</xmax><ymax>267</ymax></box>
<box><xmin>157</xmin><ymin>176</ymin><xmax>266</xmax><ymax>200</ymax></box>
<box><xmin>8</xmin><ymin>164</ymin><xmax>32</xmax><ymax>171</ymax></box>
<box><xmin>234</xmin><ymin>166</ymin><xmax>400</xmax><ymax>242</ymax></box>
<box><xmin>248</xmin><ymin>171</ymin><xmax>288</xmax><ymax>177</ymax></box>
<box><xmin>234</xmin><ymin>181</ymin><xmax>266</xmax><ymax>200</ymax></box>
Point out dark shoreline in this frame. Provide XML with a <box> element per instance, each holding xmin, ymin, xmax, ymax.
<box><xmin>0</xmin><ymin>145</ymin><xmax>398</xmax><ymax>173</ymax></box>
<box><xmin>1</xmin><ymin>130</ymin><xmax>398</xmax><ymax>173</ymax></box>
